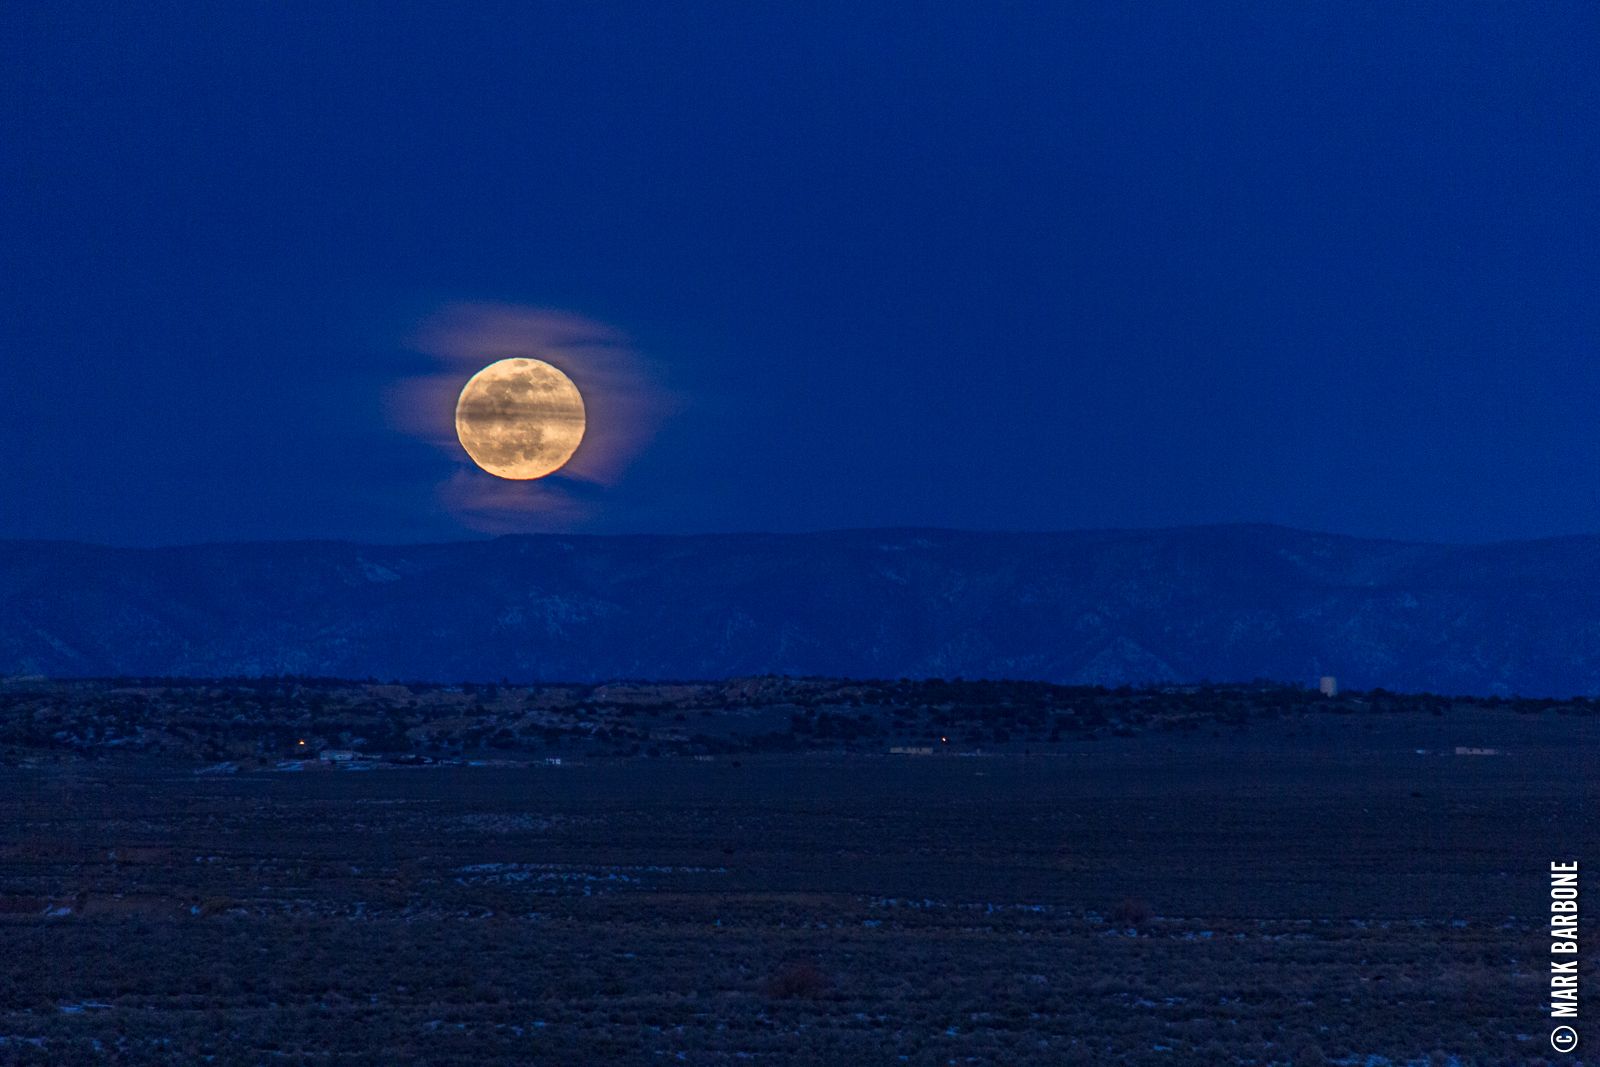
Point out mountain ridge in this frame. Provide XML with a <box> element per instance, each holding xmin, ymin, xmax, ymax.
<box><xmin>5</xmin><ymin>525</ymin><xmax>1599</xmax><ymax>695</ymax></box>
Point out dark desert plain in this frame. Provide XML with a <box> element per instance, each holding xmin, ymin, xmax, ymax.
<box><xmin>0</xmin><ymin>679</ymin><xmax>1593</xmax><ymax>1066</ymax></box>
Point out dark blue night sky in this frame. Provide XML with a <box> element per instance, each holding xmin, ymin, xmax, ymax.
<box><xmin>3</xmin><ymin>2</ymin><xmax>1595</xmax><ymax>545</ymax></box>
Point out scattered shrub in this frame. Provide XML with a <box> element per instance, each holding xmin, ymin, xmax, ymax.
<box><xmin>1110</xmin><ymin>897</ymin><xmax>1151</xmax><ymax>926</ymax></box>
<box><xmin>765</xmin><ymin>962</ymin><xmax>829</xmax><ymax>1000</ymax></box>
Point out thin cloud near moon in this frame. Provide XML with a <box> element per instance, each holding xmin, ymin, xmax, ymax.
<box><xmin>388</xmin><ymin>303</ymin><xmax>670</xmax><ymax>529</ymax></box>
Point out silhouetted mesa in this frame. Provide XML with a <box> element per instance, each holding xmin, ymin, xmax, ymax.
<box><xmin>5</xmin><ymin>525</ymin><xmax>1600</xmax><ymax>695</ymax></box>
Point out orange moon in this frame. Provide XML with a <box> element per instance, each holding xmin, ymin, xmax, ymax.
<box><xmin>454</xmin><ymin>358</ymin><xmax>586</xmax><ymax>479</ymax></box>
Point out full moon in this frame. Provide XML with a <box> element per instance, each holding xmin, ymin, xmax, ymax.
<box><xmin>454</xmin><ymin>358</ymin><xmax>587</xmax><ymax>479</ymax></box>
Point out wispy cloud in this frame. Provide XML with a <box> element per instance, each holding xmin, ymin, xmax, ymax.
<box><xmin>387</xmin><ymin>303</ymin><xmax>674</xmax><ymax>531</ymax></box>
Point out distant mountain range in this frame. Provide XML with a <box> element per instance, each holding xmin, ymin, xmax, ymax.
<box><xmin>3</xmin><ymin>525</ymin><xmax>1600</xmax><ymax>695</ymax></box>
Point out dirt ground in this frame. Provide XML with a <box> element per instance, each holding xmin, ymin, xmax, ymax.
<box><xmin>0</xmin><ymin>709</ymin><xmax>1593</xmax><ymax>1065</ymax></box>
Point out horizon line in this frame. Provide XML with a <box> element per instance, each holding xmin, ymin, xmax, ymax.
<box><xmin>5</xmin><ymin>520</ymin><xmax>1600</xmax><ymax>553</ymax></box>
